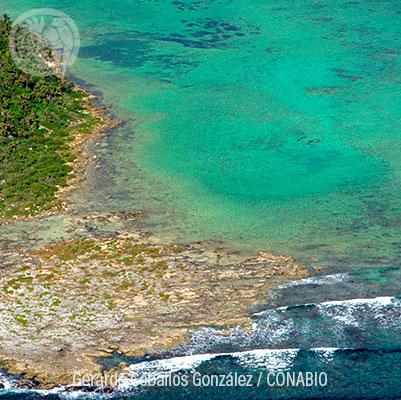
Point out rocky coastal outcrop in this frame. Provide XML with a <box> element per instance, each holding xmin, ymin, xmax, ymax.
<box><xmin>0</xmin><ymin>226</ymin><xmax>308</xmax><ymax>389</ymax></box>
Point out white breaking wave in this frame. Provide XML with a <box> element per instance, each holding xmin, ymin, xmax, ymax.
<box><xmin>2</xmin><ymin>297</ymin><xmax>399</xmax><ymax>396</ymax></box>
<box><xmin>314</xmin><ymin>296</ymin><xmax>396</xmax><ymax>308</ymax></box>
<box><xmin>277</xmin><ymin>295</ymin><xmax>397</xmax><ymax>311</ymax></box>
<box><xmin>277</xmin><ymin>296</ymin><xmax>399</xmax><ymax>326</ymax></box>
<box><xmin>318</xmin><ymin>296</ymin><xmax>398</xmax><ymax>326</ymax></box>
<box><xmin>120</xmin><ymin>353</ymin><xmax>217</xmax><ymax>389</ymax></box>
<box><xmin>118</xmin><ymin>347</ymin><xmax>341</xmax><ymax>390</ymax></box>
<box><xmin>183</xmin><ymin>296</ymin><xmax>401</xmax><ymax>356</ymax></box>
<box><xmin>274</xmin><ymin>273</ymin><xmax>349</xmax><ymax>290</ymax></box>
<box><xmin>0</xmin><ymin>371</ymin><xmax>14</xmax><ymax>390</ymax></box>
<box><xmin>0</xmin><ymin>347</ymin><xmax>345</xmax><ymax>395</ymax></box>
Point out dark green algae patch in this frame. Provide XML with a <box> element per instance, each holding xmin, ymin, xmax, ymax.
<box><xmin>0</xmin><ymin>15</ymin><xmax>101</xmax><ymax>218</ymax></box>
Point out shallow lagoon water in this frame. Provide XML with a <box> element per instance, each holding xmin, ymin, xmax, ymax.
<box><xmin>3</xmin><ymin>0</ymin><xmax>401</xmax><ymax>398</ymax></box>
<box><xmin>5</xmin><ymin>0</ymin><xmax>401</xmax><ymax>262</ymax></box>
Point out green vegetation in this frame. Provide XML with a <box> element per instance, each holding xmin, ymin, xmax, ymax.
<box><xmin>14</xmin><ymin>314</ymin><xmax>29</xmax><ymax>326</ymax></box>
<box><xmin>0</xmin><ymin>14</ymin><xmax>99</xmax><ymax>217</ymax></box>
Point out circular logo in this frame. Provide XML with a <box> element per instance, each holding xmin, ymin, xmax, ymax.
<box><xmin>9</xmin><ymin>8</ymin><xmax>80</xmax><ymax>77</ymax></box>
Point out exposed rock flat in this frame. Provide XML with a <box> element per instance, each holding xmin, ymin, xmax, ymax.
<box><xmin>0</xmin><ymin>233</ymin><xmax>308</xmax><ymax>388</ymax></box>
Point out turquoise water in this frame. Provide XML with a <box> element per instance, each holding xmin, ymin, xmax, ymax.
<box><xmin>5</xmin><ymin>0</ymin><xmax>401</xmax><ymax>262</ymax></box>
<box><xmin>3</xmin><ymin>0</ymin><xmax>401</xmax><ymax>398</ymax></box>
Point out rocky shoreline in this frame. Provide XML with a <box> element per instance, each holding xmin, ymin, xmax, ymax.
<box><xmin>0</xmin><ymin>73</ymin><xmax>311</xmax><ymax>392</ymax></box>
<box><xmin>0</xmin><ymin>224</ymin><xmax>309</xmax><ymax>390</ymax></box>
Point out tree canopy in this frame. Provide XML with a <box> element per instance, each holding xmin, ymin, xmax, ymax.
<box><xmin>0</xmin><ymin>14</ymin><xmax>98</xmax><ymax>217</ymax></box>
